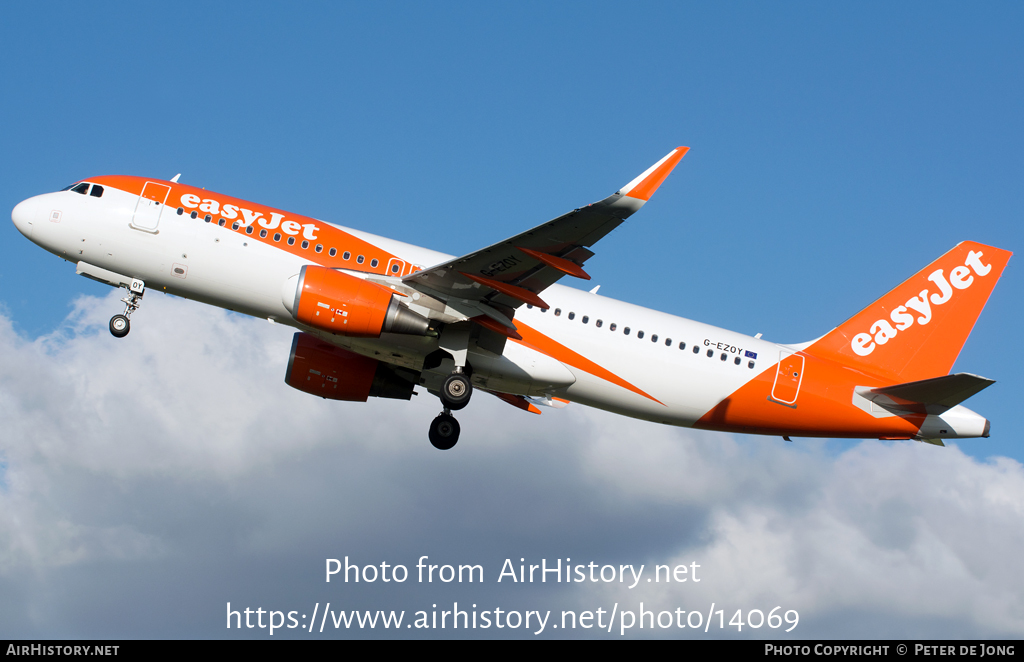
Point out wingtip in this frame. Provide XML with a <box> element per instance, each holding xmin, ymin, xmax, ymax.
<box><xmin>620</xmin><ymin>147</ymin><xmax>689</xmax><ymax>201</ymax></box>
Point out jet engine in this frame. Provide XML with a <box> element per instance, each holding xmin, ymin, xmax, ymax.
<box><xmin>283</xmin><ymin>265</ymin><xmax>430</xmax><ymax>337</ymax></box>
<box><xmin>285</xmin><ymin>332</ymin><xmax>418</xmax><ymax>401</ymax></box>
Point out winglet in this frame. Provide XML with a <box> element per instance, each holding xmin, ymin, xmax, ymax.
<box><xmin>619</xmin><ymin>147</ymin><xmax>689</xmax><ymax>201</ymax></box>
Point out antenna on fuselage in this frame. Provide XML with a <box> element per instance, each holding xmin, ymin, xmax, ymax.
<box><xmin>170</xmin><ymin>174</ymin><xmax>181</xmax><ymax>183</ymax></box>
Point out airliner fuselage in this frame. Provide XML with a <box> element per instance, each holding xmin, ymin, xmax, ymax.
<box><xmin>11</xmin><ymin>151</ymin><xmax>1008</xmax><ymax>450</ymax></box>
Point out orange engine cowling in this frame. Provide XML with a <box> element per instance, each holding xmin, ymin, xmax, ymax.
<box><xmin>285</xmin><ymin>332</ymin><xmax>418</xmax><ymax>401</ymax></box>
<box><xmin>285</xmin><ymin>265</ymin><xmax>430</xmax><ymax>337</ymax></box>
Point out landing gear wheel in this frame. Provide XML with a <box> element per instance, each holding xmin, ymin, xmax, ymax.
<box><xmin>109</xmin><ymin>314</ymin><xmax>130</xmax><ymax>338</ymax></box>
<box><xmin>428</xmin><ymin>413</ymin><xmax>461</xmax><ymax>450</ymax></box>
<box><xmin>440</xmin><ymin>373</ymin><xmax>472</xmax><ymax>411</ymax></box>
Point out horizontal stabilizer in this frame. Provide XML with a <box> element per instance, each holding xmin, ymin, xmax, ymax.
<box><xmin>868</xmin><ymin>373</ymin><xmax>994</xmax><ymax>410</ymax></box>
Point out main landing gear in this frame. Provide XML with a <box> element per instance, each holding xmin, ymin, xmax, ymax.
<box><xmin>440</xmin><ymin>371</ymin><xmax>472</xmax><ymax>410</ymax></box>
<box><xmin>428</xmin><ymin>369</ymin><xmax>473</xmax><ymax>450</ymax></box>
<box><xmin>109</xmin><ymin>279</ymin><xmax>145</xmax><ymax>338</ymax></box>
<box><xmin>426</xmin><ymin>323</ymin><xmax>477</xmax><ymax>450</ymax></box>
<box><xmin>428</xmin><ymin>411</ymin><xmax>461</xmax><ymax>450</ymax></box>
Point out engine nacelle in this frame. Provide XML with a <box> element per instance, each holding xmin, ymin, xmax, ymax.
<box><xmin>285</xmin><ymin>332</ymin><xmax>417</xmax><ymax>401</ymax></box>
<box><xmin>283</xmin><ymin>265</ymin><xmax>429</xmax><ymax>337</ymax></box>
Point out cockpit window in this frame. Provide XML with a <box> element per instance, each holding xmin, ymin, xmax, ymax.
<box><xmin>71</xmin><ymin>183</ymin><xmax>90</xmax><ymax>194</ymax></box>
<box><xmin>89</xmin><ymin>185</ymin><xmax>104</xmax><ymax>198</ymax></box>
<box><xmin>61</xmin><ymin>184</ymin><xmax>74</xmax><ymax>191</ymax></box>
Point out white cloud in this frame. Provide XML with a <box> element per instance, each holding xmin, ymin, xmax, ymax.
<box><xmin>0</xmin><ymin>290</ymin><xmax>1022</xmax><ymax>638</ymax></box>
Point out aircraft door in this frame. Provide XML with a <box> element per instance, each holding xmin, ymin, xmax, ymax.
<box><xmin>771</xmin><ymin>351</ymin><xmax>804</xmax><ymax>406</ymax></box>
<box><xmin>132</xmin><ymin>182</ymin><xmax>171</xmax><ymax>232</ymax></box>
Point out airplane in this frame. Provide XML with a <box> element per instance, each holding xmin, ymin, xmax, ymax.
<box><xmin>10</xmin><ymin>148</ymin><xmax>1012</xmax><ymax>450</ymax></box>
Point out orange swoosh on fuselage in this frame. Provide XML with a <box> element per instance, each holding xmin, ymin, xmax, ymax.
<box><xmin>513</xmin><ymin>321</ymin><xmax>664</xmax><ymax>405</ymax></box>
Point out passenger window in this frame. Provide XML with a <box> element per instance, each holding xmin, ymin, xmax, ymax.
<box><xmin>596</xmin><ymin>319</ymin><xmax>603</xmax><ymax>328</ymax></box>
<box><xmin>317</xmin><ymin>245</ymin><xmax>324</xmax><ymax>253</ymax></box>
<box><xmin>734</xmin><ymin>357</ymin><xmax>741</xmax><ymax>365</ymax></box>
<box><xmin>624</xmin><ymin>327</ymin><xmax>630</xmax><ymax>335</ymax></box>
<box><xmin>329</xmin><ymin>247</ymin><xmax>336</xmax><ymax>256</ymax></box>
<box><xmin>720</xmin><ymin>353</ymin><xmax>727</xmax><ymax>361</ymax></box>
<box><xmin>568</xmin><ymin>312</ymin><xmax>575</xmax><ymax>320</ymax></box>
<box><xmin>693</xmin><ymin>346</ymin><xmax>699</xmax><ymax>354</ymax></box>
<box><xmin>89</xmin><ymin>185</ymin><xmax>104</xmax><ymax>198</ymax></box>
<box><xmin>343</xmin><ymin>252</ymin><xmax>351</xmax><ymax>260</ymax></box>
<box><xmin>370</xmin><ymin>258</ymin><xmax>378</xmax><ymax>267</ymax></box>
<box><xmin>357</xmin><ymin>255</ymin><xmax>365</xmax><ymax>264</ymax></box>
<box><xmin>637</xmin><ymin>330</ymin><xmax>644</xmax><ymax>339</ymax></box>
<box><xmin>218</xmin><ymin>218</ymin><xmax>225</xmax><ymax>226</ymax></box>
<box><xmin>651</xmin><ymin>334</ymin><xmax>658</xmax><ymax>343</ymax></box>
<box><xmin>707</xmin><ymin>349</ymin><xmax>714</xmax><ymax>358</ymax></box>
<box><xmin>204</xmin><ymin>214</ymin><xmax>212</xmax><ymax>222</ymax></box>
<box><xmin>232</xmin><ymin>221</ymin><xmax>240</xmax><ymax>230</ymax></box>
<box><xmin>748</xmin><ymin>361</ymin><xmax>756</xmax><ymax>369</ymax></box>
<box><xmin>582</xmin><ymin>316</ymin><xmax>589</xmax><ymax>324</ymax></box>
<box><xmin>610</xmin><ymin>323</ymin><xmax>617</xmax><ymax>331</ymax></box>
<box><xmin>177</xmin><ymin>207</ymin><xmax>184</xmax><ymax>215</ymax></box>
<box><xmin>260</xmin><ymin>229</ymin><xmax>268</xmax><ymax>238</ymax></box>
<box><xmin>679</xmin><ymin>341</ymin><xmax>686</xmax><ymax>350</ymax></box>
<box><xmin>391</xmin><ymin>263</ymin><xmax>399</xmax><ymax>273</ymax></box>
<box><xmin>302</xmin><ymin>240</ymin><xmax>309</xmax><ymax>249</ymax></box>
<box><xmin>540</xmin><ymin>308</ymin><xmax>547</xmax><ymax>313</ymax></box>
<box><xmin>72</xmin><ymin>183</ymin><xmax>89</xmax><ymax>194</ymax></box>
<box><xmin>246</xmin><ymin>226</ymin><xmax>254</xmax><ymax>235</ymax></box>
<box><xmin>527</xmin><ymin>305</ymin><xmax>533</xmax><ymax>309</ymax></box>
<box><xmin>554</xmin><ymin>309</ymin><xmax>561</xmax><ymax>316</ymax></box>
<box><xmin>665</xmin><ymin>338</ymin><xmax>671</xmax><ymax>346</ymax></box>
<box><xmin>287</xmin><ymin>237</ymin><xmax>295</xmax><ymax>245</ymax></box>
<box><xmin>190</xmin><ymin>211</ymin><xmax>198</xmax><ymax>219</ymax></box>
<box><xmin>273</xmin><ymin>233</ymin><xmax>281</xmax><ymax>242</ymax></box>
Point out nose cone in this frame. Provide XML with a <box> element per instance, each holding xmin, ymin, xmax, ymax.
<box><xmin>12</xmin><ymin>197</ymin><xmax>37</xmax><ymax>239</ymax></box>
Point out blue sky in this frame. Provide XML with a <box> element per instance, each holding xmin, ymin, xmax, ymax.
<box><xmin>1</xmin><ymin>2</ymin><xmax>1023</xmax><ymax>638</ymax></box>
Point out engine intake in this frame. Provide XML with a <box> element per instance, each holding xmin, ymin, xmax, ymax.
<box><xmin>285</xmin><ymin>332</ymin><xmax>417</xmax><ymax>401</ymax></box>
<box><xmin>284</xmin><ymin>265</ymin><xmax>429</xmax><ymax>337</ymax></box>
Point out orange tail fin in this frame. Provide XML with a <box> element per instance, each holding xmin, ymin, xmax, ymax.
<box><xmin>806</xmin><ymin>241</ymin><xmax>1011</xmax><ymax>382</ymax></box>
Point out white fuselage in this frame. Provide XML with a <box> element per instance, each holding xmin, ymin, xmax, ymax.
<box><xmin>13</xmin><ymin>179</ymin><xmax>993</xmax><ymax>442</ymax></box>
<box><xmin>13</xmin><ymin>184</ymin><xmax>776</xmax><ymax>427</ymax></box>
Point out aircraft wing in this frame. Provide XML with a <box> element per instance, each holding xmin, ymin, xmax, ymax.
<box><xmin>402</xmin><ymin>147</ymin><xmax>688</xmax><ymax>329</ymax></box>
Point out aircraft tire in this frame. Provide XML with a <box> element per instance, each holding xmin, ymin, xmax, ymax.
<box><xmin>429</xmin><ymin>413</ymin><xmax>460</xmax><ymax>450</ymax></box>
<box><xmin>440</xmin><ymin>373</ymin><xmax>472</xmax><ymax>411</ymax></box>
<box><xmin>109</xmin><ymin>315</ymin><xmax>130</xmax><ymax>338</ymax></box>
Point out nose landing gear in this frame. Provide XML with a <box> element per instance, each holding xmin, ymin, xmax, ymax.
<box><xmin>109</xmin><ymin>279</ymin><xmax>145</xmax><ymax>338</ymax></box>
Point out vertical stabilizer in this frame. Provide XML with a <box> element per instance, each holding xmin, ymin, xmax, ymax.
<box><xmin>806</xmin><ymin>241</ymin><xmax>1011</xmax><ymax>382</ymax></box>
